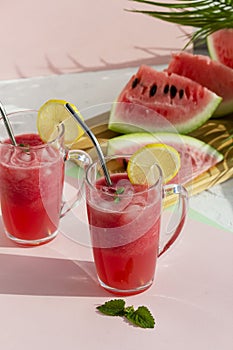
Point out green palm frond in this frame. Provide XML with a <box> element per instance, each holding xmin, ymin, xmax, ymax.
<box><xmin>129</xmin><ymin>0</ymin><xmax>233</xmax><ymax>46</ymax></box>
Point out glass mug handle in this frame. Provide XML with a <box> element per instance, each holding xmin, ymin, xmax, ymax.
<box><xmin>159</xmin><ymin>184</ymin><xmax>188</xmax><ymax>257</ymax></box>
<box><xmin>60</xmin><ymin>149</ymin><xmax>92</xmax><ymax>218</ymax></box>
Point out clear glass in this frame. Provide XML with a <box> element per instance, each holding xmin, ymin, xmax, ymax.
<box><xmin>0</xmin><ymin>110</ymin><xmax>90</xmax><ymax>246</ymax></box>
<box><xmin>85</xmin><ymin>155</ymin><xmax>188</xmax><ymax>295</ymax></box>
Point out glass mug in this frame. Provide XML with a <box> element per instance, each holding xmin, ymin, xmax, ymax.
<box><xmin>85</xmin><ymin>155</ymin><xmax>188</xmax><ymax>295</ymax></box>
<box><xmin>0</xmin><ymin>110</ymin><xmax>90</xmax><ymax>246</ymax></box>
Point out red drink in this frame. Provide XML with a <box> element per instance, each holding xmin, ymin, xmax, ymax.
<box><xmin>86</xmin><ymin>173</ymin><xmax>161</xmax><ymax>295</ymax></box>
<box><xmin>0</xmin><ymin>133</ymin><xmax>64</xmax><ymax>244</ymax></box>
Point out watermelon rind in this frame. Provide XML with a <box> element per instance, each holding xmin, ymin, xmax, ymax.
<box><xmin>106</xmin><ymin>132</ymin><xmax>223</xmax><ymax>184</ymax></box>
<box><xmin>207</xmin><ymin>34</ymin><xmax>220</xmax><ymax>63</ymax></box>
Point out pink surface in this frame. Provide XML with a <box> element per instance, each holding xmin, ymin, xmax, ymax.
<box><xmin>0</xmin><ymin>211</ymin><xmax>232</xmax><ymax>349</ymax></box>
<box><xmin>1</xmin><ymin>0</ymin><xmax>191</xmax><ymax>79</ymax></box>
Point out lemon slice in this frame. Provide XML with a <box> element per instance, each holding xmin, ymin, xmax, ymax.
<box><xmin>127</xmin><ymin>143</ymin><xmax>181</xmax><ymax>185</ymax></box>
<box><xmin>37</xmin><ymin>99</ymin><xmax>84</xmax><ymax>146</ymax></box>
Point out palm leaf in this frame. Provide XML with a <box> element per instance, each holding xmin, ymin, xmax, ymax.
<box><xmin>129</xmin><ymin>0</ymin><xmax>233</xmax><ymax>46</ymax></box>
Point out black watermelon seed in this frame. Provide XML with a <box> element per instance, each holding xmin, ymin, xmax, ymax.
<box><xmin>170</xmin><ymin>85</ymin><xmax>177</xmax><ymax>98</ymax></box>
<box><xmin>163</xmin><ymin>84</ymin><xmax>169</xmax><ymax>94</ymax></box>
<box><xmin>132</xmin><ymin>77</ymin><xmax>139</xmax><ymax>89</ymax></box>
<box><xmin>122</xmin><ymin>158</ymin><xmax>128</xmax><ymax>170</ymax></box>
<box><xmin>149</xmin><ymin>84</ymin><xmax>157</xmax><ymax>97</ymax></box>
<box><xmin>179</xmin><ymin>89</ymin><xmax>184</xmax><ymax>99</ymax></box>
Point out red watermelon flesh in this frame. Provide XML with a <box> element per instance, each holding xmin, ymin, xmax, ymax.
<box><xmin>207</xmin><ymin>29</ymin><xmax>233</xmax><ymax>69</ymax></box>
<box><xmin>109</xmin><ymin>65</ymin><xmax>221</xmax><ymax>135</ymax></box>
<box><xmin>167</xmin><ymin>52</ymin><xmax>233</xmax><ymax>117</ymax></box>
<box><xmin>107</xmin><ymin>132</ymin><xmax>223</xmax><ymax>185</ymax></box>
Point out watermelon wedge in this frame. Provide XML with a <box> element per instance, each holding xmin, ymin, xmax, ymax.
<box><xmin>167</xmin><ymin>52</ymin><xmax>233</xmax><ymax>118</ymax></box>
<box><xmin>108</xmin><ymin>65</ymin><xmax>221</xmax><ymax>135</ymax></box>
<box><xmin>107</xmin><ymin>132</ymin><xmax>223</xmax><ymax>185</ymax></box>
<box><xmin>207</xmin><ymin>29</ymin><xmax>233</xmax><ymax>69</ymax></box>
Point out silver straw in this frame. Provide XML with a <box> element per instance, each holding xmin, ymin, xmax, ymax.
<box><xmin>0</xmin><ymin>101</ymin><xmax>17</xmax><ymax>146</ymax></box>
<box><xmin>65</xmin><ymin>103</ymin><xmax>112</xmax><ymax>186</ymax></box>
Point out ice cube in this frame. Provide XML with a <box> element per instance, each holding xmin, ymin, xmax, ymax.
<box><xmin>18</xmin><ymin>151</ymin><xmax>33</xmax><ymax>162</ymax></box>
<box><xmin>9</xmin><ymin>148</ymin><xmax>37</xmax><ymax>167</ymax></box>
<box><xmin>116</xmin><ymin>178</ymin><xmax>135</xmax><ymax>196</ymax></box>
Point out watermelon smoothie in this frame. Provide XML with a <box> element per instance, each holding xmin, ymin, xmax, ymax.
<box><xmin>0</xmin><ymin>133</ymin><xmax>64</xmax><ymax>245</ymax></box>
<box><xmin>86</xmin><ymin>172</ymin><xmax>162</xmax><ymax>295</ymax></box>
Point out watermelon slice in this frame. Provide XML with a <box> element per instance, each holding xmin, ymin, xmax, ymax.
<box><xmin>108</xmin><ymin>65</ymin><xmax>221</xmax><ymax>135</ymax></box>
<box><xmin>107</xmin><ymin>132</ymin><xmax>223</xmax><ymax>185</ymax></box>
<box><xmin>207</xmin><ymin>29</ymin><xmax>233</xmax><ymax>69</ymax></box>
<box><xmin>167</xmin><ymin>52</ymin><xmax>233</xmax><ymax>118</ymax></box>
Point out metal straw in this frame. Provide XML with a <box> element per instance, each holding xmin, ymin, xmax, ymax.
<box><xmin>65</xmin><ymin>103</ymin><xmax>112</xmax><ymax>186</ymax></box>
<box><xmin>0</xmin><ymin>101</ymin><xmax>17</xmax><ymax>146</ymax></box>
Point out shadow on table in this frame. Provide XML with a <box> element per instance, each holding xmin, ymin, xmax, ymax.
<box><xmin>0</xmin><ymin>253</ymin><xmax>109</xmax><ymax>297</ymax></box>
<box><xmin>0</xmin><ymin>217</ymin><xmax>109</xmax><ymax>297</ymax></box>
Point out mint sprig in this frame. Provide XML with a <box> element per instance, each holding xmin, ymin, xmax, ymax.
<box><xmin>19</xmin><ymin>143</ymin><xmax>30</xmax><ymax>153</ymax></box>
<box><xmin>96</xmin><ymin>299</ymin><xmax>155</xmax><ymax>329</ymax></box>
<box><xmin>114</xmin><ymin>187</ymin><xmax>125</xmax><ymax>203</ymax></box>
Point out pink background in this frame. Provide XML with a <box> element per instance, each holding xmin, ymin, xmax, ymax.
<box><xmin>1</xmin><ymin>0</ymin><xmax>191</xmax><ymax>79</ymax></box>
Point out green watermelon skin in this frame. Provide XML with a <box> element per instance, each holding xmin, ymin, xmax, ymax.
<box><xmin>107</xmin><ymin>132</ymin><xmax>223</xmax><ymax>185</ymax></box>
<box><xmin>108</xmin><ymin>65</ymin><xmax>221</xmax><ymax>135</ymax></box>
<box><xmin>167</xmin><ymin>52</ymin><xmax>233</xmax><ymax>118</ymax></box>
<box><xmin>207</xmin><ymin>29</ymin><xmax>233</xmax><ymax>70</ymax></box>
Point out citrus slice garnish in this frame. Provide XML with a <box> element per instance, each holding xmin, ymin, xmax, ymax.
<box><xmin>37</xmin><ymin>99</ymin><xmax>84</xmax><ymax>146</ymax></box>
<box><xmin>127</xmin><ymin>143</ymin><xmax>181</xmax><ymax>185</ymax></box>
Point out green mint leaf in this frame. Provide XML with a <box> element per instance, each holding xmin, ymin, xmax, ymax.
<box><xmin>96</xmin><ymin>299</ymin><xmax>126</xmax><ymax>316</ymax></box>
<box><xmin>114</xmin><ymin>187</ymin><xmax>125</xmax><ymax>203</ymax></box>
<box><xmin>124</xmin><ymin>305</ymin><xmax>135</xmax><ymax>316</ymax></box>
<box><xmin>126</xmin><ymin>306</ymin><xmax>155</xmax><ymax>329</ymax></box>
<box><xmin>19</xmin><ymin>143</ymin><xmax>30</xmax><ymax>153</ymax></box>
<box><xmin>115</xmin><ymin>187</ymin><xmax>125</xmax><ymax>195</ymax></box>
<box><xmin>96</xmin><ymin>300</ymin><xmax>155</xmax><ymax>329</ymax></box>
